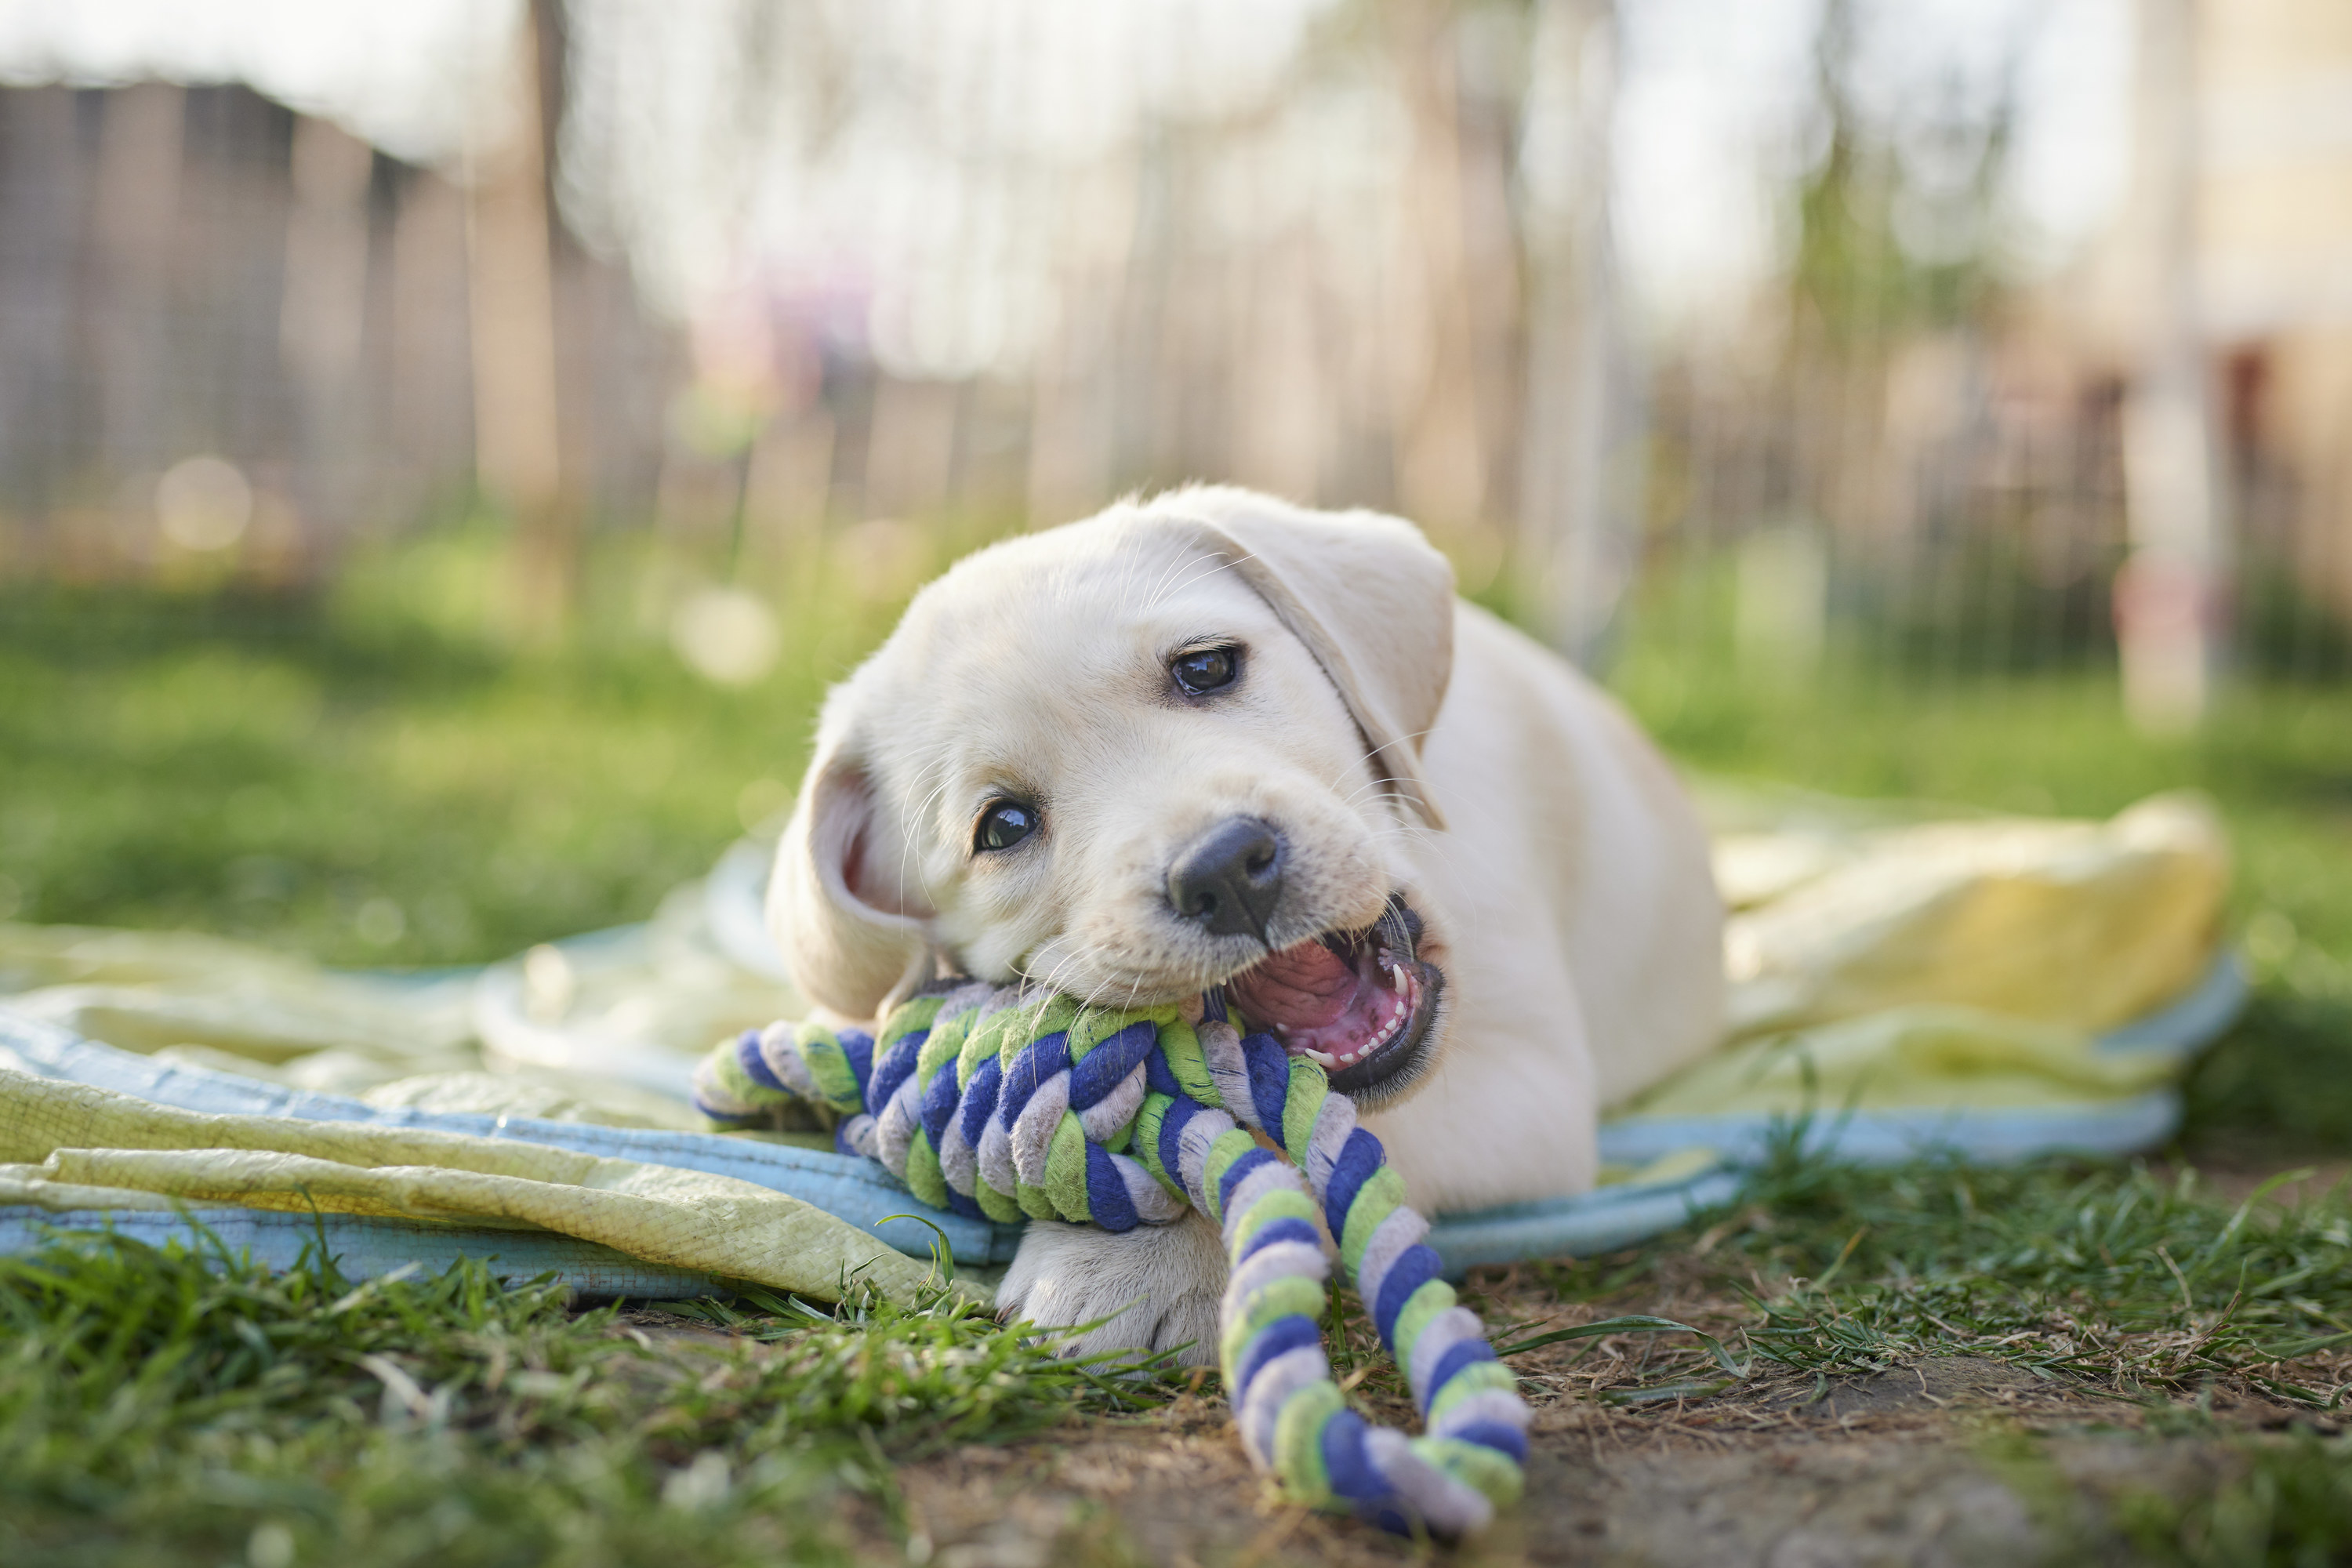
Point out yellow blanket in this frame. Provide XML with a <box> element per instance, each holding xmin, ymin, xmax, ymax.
<box><xmin>0</xmin><ymin>786</ymin><xmax>2235</xmax><ymax>1287</ymax></box>
<box><xmin>0</xmin><ymin>1062</ymin><xmax>942</xmax><ymax>1303</ymax></box>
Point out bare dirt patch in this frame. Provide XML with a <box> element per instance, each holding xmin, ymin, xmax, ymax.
<box><xmin>861</xmin><ymin>1242</ymin><xmax>2343</xmax><ymax>1568</ymax></box>
<box><xmin>870</xmin><ymin>1357</ymin><xmax>2307</xmax><ymax>1568</ymax></box>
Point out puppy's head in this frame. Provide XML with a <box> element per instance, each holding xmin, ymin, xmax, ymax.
<box><xmin>770</xmin><ymin>486</ymin><xmax>1456</xmax><ymax>1105</ymax></box>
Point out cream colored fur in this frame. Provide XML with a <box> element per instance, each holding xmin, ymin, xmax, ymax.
<box><xmin>770</xmin><ymin>486</ymin><xmax>1723</xmax><ymax>1363</ymax></box>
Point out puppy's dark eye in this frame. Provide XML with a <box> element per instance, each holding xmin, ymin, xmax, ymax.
<box><xmin>1171</xmin><ymin>645</ymin><xmax>1239</xmax><ymax>695</ymax></box>
<box><xmin>975</xmin><ymin>800</ymin><xmax>1037</xmax><ymax>853</ymax></box>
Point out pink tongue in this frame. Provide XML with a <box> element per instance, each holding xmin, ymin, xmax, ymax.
<box><xmin>1228</xmin><ymin>939</ymin><xmax>1359</xmax><ymax>1030</ymax></box>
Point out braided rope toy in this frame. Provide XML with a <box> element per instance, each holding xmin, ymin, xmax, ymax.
<box><xmin>692</xmin><ymin>981</ymin><xmax>1529</xmax><ymax>1537</ymax></box>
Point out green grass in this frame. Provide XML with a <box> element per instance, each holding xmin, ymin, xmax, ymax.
<box><xmin>1657</xmin><ymin>1139</ymin><xmax>2352</xmax><ymax>1404</ymax></box>
<box><xmin>0</xmin><ymin>1227</ymin><xmax>1171</xmax><ymax>1567</ymax></box>
<box><xmin>0</xmin><ymin>524</ymin><xmax>1010</xmax><ymax>967</ymax></box>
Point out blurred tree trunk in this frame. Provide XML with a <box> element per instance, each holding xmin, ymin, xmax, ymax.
<box><xmin>1388</xmin><ymin>0</ymin><xmax>1490</xmax><ymax>530</ymax></box>
<box><xmin>281</xmin><ymin>114</ymin><xmax>374</xmax><ymax>575</ymax></box>
<box><xmin>468</xmin><ymin>0</ymin><xmax>571</xmax><ymax>636</ymax></box>
<box><xmin>388</xmin><ymin>169</ymin><xmax>477</xmax><ymax>500</ymax></box>
<box><xmin>3</xmin><ymin>89</ymin><xmax>84</xmax><ymax>558</ymax></box>
<box><xmin>1517</xmin><ymin>0</ymin><xmax>1639</xmax><ymax>665</ymax></box>
<box><xmin>1027</xmin><ymin>161</ymin><xmax>1136</xmax><ymax>524</ymax></box>
<box><xmin>93</xmin><ymin>82</ymin><xmax>184</xmax><ymax>532</ymax></box>
<box><xmin>2117</xmin><ymin>0</ymin><xmax>2224</xmax><ymax>732</ymax></box>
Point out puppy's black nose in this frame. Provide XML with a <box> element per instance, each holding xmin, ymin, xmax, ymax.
<box><xmin>1167</xmin><ymin>816</ymin><xmax>1286</xmax><ymax>942</ymax></box>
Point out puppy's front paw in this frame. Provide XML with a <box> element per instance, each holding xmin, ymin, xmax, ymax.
<box><xmin>995</xmin><ymin>1210</ymin><xmax>1226</xmax><ymax>1367</ymax></box>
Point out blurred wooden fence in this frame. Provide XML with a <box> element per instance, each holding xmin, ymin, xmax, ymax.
<box><xmin>0</xmin><ymin>0</ymin><xmax>2343</xmax><ymax>689</ymax></box>
<box><xmin>0</xmin><ymin>74</ymin><xmax>670</xmax><ymax>596</ymax></box>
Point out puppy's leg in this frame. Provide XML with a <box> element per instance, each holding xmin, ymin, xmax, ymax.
<box><xmin>996</xmin><ymin>1210</ymin><xmax>1225</xmax><ymax>1366</ymax></box>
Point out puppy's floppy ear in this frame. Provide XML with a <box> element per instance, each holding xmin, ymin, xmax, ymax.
<box><xmin>1150</xmin><ymin>486</ymin><xmax>1455</xmax><ymax>829</ymax></box>
<box><xmin>768</xmin><ymin>720</ymin><xmax>933</xmax><ymax>1020</ymax></box>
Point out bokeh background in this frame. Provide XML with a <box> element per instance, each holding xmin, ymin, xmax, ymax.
<box><xmin>0</xmin><ymin>0</ymin><xmax>2346</xmax><ymax>1145</ymax></box>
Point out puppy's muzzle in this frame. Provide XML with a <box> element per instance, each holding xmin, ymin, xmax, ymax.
<box><xmin>1166</xmin><ymin>815</ymin><xmax>1286</xmax><ymax>942</ymax></box>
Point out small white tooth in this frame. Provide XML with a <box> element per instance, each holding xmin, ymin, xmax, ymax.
<box><xmin>1389</xmin><ymin>962</ymin><xmax>1408</xmax><ymax>992</ymax></box>
<box><xmin>1304</xmin><ymin>1047</ymin><xmax>1335</xmax><ymax>1066</ymax></box>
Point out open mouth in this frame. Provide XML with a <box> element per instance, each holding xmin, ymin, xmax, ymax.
<box><xmin>1222</xmin><ymin>894</ymin><xmax>1442</xmax><ymax>1095</ymax></box>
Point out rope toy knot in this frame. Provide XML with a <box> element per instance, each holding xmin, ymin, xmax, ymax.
<box><xmin>694</xmin><ymin>982</ymin><xmax>1529</xmax><ymax>1537</ymax></box>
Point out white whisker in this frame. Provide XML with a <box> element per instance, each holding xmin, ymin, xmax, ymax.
<box><xmin>1147</xmin><ymin>547</ymin><xmax>1258</xmax><ymax>611</ymax></box>
<box><xmin>895</xmin><ymin>775</ymin><xmax>956</xmax><ymax>919</ymax></box>
<box><xmin>1134</xmin><ymin>542</ymin><xmax>1199</xmax><ymax>619</ymax></box>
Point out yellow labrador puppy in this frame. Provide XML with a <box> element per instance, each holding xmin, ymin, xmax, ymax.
<box><xmin>771</xmin><ymin>485</ymin><xmax>1722</xmax><ymax>1361</ymax></box>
